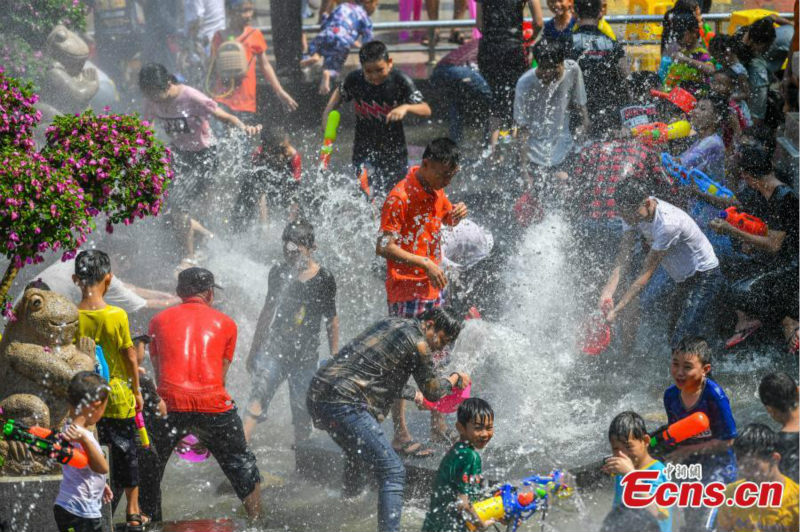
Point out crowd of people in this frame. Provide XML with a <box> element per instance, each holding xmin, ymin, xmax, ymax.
<box><xmin>9</xmin><ymin>0</ymin><xmax>800</xmax><ymax>531</ymax></box>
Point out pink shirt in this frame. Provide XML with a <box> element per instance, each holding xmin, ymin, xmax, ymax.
<box><xmin>144</xmin><ymin>85</ymin><xmax>217</xmax><ymax>152</ymax></box>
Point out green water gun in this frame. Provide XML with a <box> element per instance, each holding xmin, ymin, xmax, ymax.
<box><xmin>319</xmin><ymin>110</ymin><xmax>341</xmax><ymax>170</ymax></box>
<box><xmin>1</xmin><ymin>413</ymin><xmax>88</xmax><ymax>468</ymax></box>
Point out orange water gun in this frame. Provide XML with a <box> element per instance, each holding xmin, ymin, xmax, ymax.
<box><xmin>1</xmin><ymin>415</ymin><xmax>88</xmax><ymax>468</ymax></box>
<box><xmin>631</xmin><ymin>120</ymin><xmax>691</xmax><ymax>145</ymax></box>
<box><xmin>650</xmin><ymin>87</ymin><xmax>697</xmax><ymax>114</ymax></box>
<box><xmin>650</xmin><ymin>412</ymin><xmax>710</xmax><ymax>453</ymax></box>
<box><xmin>719</xmin><ymin>207</ymin><xmax>768</xmax><ymax>236</ymax></box>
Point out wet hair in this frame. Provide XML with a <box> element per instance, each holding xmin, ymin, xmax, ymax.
<box><xmin>700</xmin><ymin>93</ymin><xmax>730</xmax><ymax>124</ymax></box>
<box><xmin>747</xmin><ymin>18</ymin><xmax>777</xmax><ymax>47</ymax></box>
<box><xmin>612</xmin><ymin>181</ymin><xmax>649</xmax><ymax>212</ymax></box>
<box><xmin>359</xmin><ymin>41</ymin><xmax>389</xmax><ymax>65</ymax></box>
<box><xmin>25</xmin><ymin>279</ymin><xmax>50</xmax><ymax>292</ymax></box>
<box><xmin>74</xmin><ymin>250</ymin><xmax>111</xmax><ymax>286</ymax></box>
<box><xmin>708</xmin><ymin>34</ymin><xmax>742</xmax><ymax>62</ymax></box>
<box><xmin>282</xmin><ymin>219</ymin><xmax>315</xmax><ymax>248</ymax></box>
<box><xmin>575</xmin><ymin>0</ymin><xmax>602</xmax><ymax>20</ymax></box>
<box><xmin>740</xmin><ymin>125</ymin><xmax>776</xmax><ymax>159</ymax></box>
<box><xmin>259</xmin><ymin>127</ymin><xmax>290</xmax><ymax>161</ymax></box>
<box><xmin>601</xmin><ymin>506</ymin><xmax>661</xmax><ymax>532</ymax></box>
<box><xmin>672</xmin><ymin>337</ymin><xmax>712</xmax><ymax>366</ymax></box>
<box><xmin>532</xmin><ymin>39</ymin><xmax>567</xmax><ymax>68</ymax></box>
<box><xmin>457</xmin><ymin>397</ymin><xmax>494</xmax><ymax>426</ymax></box>
<box><xmin>662</xmin><ymin>12</ymin><xmax>699</xmax><ymax>50</ymax></box>
<box><xmin>736</xmin><ymin>143</ymin><xmax>773</xmax><ymax>178</ymax></box>
<box><xmin>417</xmin><ymin>307</ymin><xmax>462</xmax><ymax>341</ymax></box>
<box><xmin>67</xmin><ymin>371</ymin><xmax>109</xmax><ymax>408</ymax></box>
<box><xmin>733</xmin><ymin>423</ymin><xmax>779</xmax><ymax>460</ymax></box>
<box><xmin>422</xmin><ymin>137</ymin><xmax>460</xmax><ymax>167</ymax></box>
<box><xmin>759</xmin><ymin>372</ymin><xmax>799</xmax><ymax>413</ymax></box>
<box><xmin>608</xmin><ymin>411</ymin><xmax>649</xmax><ymax>442</ymax></box>
<box><xmin>138</xmin><ymin>63</ymin><xmax>178</xmax><ymax>94</ymax></box>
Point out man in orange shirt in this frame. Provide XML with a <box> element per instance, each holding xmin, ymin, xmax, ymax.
<box><xmin>376</xmin><ymin>137</ymin><xmax>468</xmax><ymax>456</ymax></box>
<box><xmin>209</xmin><ymin>0</ymin><xmax>298</xmax><ymax>120</ymax></box>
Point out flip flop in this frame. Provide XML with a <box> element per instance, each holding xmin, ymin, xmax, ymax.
<box><xmin>393</xmin><ymin>440</ymin><xmax>435</xmax><ymax>458</ymax></box>
<box><xmin>724</xmin><ymin>323</ymin><xmax>762</xmax><ymax>349</ymax></box>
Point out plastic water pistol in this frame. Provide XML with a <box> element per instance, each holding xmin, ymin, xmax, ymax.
<box><xmin>319</xmin><ymin>110</ymin><xmax>341</xmax><ymax>170</ymax></box>
<box><xmin>649</xmin><ymin>412</ymin><xmax>710</xmax><ymax>454</ymax></box>
<box><xmin>649</xmin><ymin>87</ymin><xmax>697</xmax><ymax>115</ymax></box>
<box><xmin>719</xmin><ymin>207</ymin><xmax>768</xmax><ymax>236</ymax></box>
<box><xmin>631</xmin><ymin>120</ymin><xmax>691</xmax><ymax>146</ymax></box>
<box><xmin>661</xmin><ymin>153</ymin><xmax>735</xmax><ymax>198</ymax></box>
<box><xmin>466</xmin><ymin>470</ymin><xmax>572</xmax><ymax>532</ymax></box>
<box><xmin>134</xmin><ymin>411</ymin><xmax>150</xmax><ymax>448</ymax></box>
<box><xmin>0</xmin><ymin>414</ymin><xmax>88</xmax><ymax>468</ymax></box>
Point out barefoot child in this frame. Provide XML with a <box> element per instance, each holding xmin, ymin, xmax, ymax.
<box><xmin>73</xmin><ymin>250</ymin><xmax>148</xmax><ymax>530</ymax></box>
<box><xmin>54</xmin><ymin>372</ymin><xmax>113</xmax><ymax>532</ymax></box>
<box><xmin>423</xmin><ymin>398</ymin><xmax>496</xmax><ymax>532</ymax></box>
<box><xmin>601</xmin><ymin>411</ymin><xmax>672</xmax><ymax>532</ymax></box>
<box><xmin>301</xmin><ymin>0</ymin><xmax>378</xmax><ymax>95</ymax></box>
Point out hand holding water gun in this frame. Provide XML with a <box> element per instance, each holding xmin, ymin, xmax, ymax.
<box><xmin>632</xmin><ymin>120</ymin><xmax>691</xmax><ymax>146</ymax></box>
<box><xmin>1</xmin><ymin>414</ymin><xmax>88</xmax><ymax>468</ymax></box>
<box><xmin>650</xmin><ymin>87</ymin><xmax>697</xmax><ymax>114</ymax></box>
<box><xmin>716</xmin><ymin>207</ymin><xmax>768</xmax><ymax>236</ymax></box>
<box><xmin>465</xmin><ymin>470</ymin><xmax>572</xmax><ymax>532</ymax></box>
<box><xmin>648</xmin><ymin>412</ymin><xmax>710</xmax><ymax>455</ymax></box>
<box><xmin>134</xmin><ymin>412</ymin><xmax>150</xmax><ymax>449</ymax></box>
<box><xmin>319</xmin><ymin>110</ymin><xmax>341</xmax><ymax>170</ymax></box>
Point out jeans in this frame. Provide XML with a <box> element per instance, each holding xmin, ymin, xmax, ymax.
<box><xmin>670</xmin><ymin>267</ymin><xmax>725</xmax><ymax>348</ymax></box>
<box><xmin>430</xmin><ymin>64</ymin><xmax>492</xmax><ymax>144</ymax></box>
<box><xmin>308</xmin><ymin>401</ymin><xmax>405</xmax><ymax>532</ymax></box>
<box><xmin>248</xmin><ymin>355</ymin><xmax>317</xmax><ymax>442</ymax></box>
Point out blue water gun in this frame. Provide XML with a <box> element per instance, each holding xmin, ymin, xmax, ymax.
<box><xmin>466</xmin><ymin>470</ymin><xmax>572</xmax><ymax>532</ymax></box>
<box><xmin>661</xmin><ymin>153</ymin><xmax>735</xmax><ymax>198</ymax></box>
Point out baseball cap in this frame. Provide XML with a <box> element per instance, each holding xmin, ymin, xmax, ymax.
<box><xmin>176</xmin><ymin>267</ymin><xmax>222</xmax><ymax>298</ymax></box>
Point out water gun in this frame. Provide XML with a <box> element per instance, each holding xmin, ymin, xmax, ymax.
<box><xmin>319</xmin><ymin>110</ymin><xmax>341</xmax><ymax>170</ymax></box>
<box><xmin>700</xmin><ymin>22</ymin><xmax>715</xmax><ymax>49</ymax></box>
<box><xmin>718</xmin><ymin>207</ymin><xmax>768</xmax><ymax>236</ymax></box>
<box><xmin>1</xmin><ymin>415</ymin><xmax>88</xmax><ymax>468</ymax></box>
<box><xmin>661</xmin><ymin>153</ymin><xmax>735</xmax><ymax>199</ymax></box>
<box><xmin>134</xmin><ymin>412</ymin><xmax>150</xmax><ymax>449</ymax></box>
<box><xmin>649</xmin><ymin>87</ymin><xmax>697</xmax><ymax>114</ymax></box>
<box><xmin>649</xmin><ymin>412</ymin><xmax>710</xmax><ymax>454</ymax></box>
<box><xmin>466</xmin><ymin>470</ymin><xmax>572</xmax><ymax>532</ymax></box>
<box><xmin>631</xmin><ymin>120</ymin><xmax>691</xmax><ymax>146</ymax></box>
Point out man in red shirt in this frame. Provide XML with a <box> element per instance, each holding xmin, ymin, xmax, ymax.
<box><xmin>146</xmin><ymin>268</ymin><xmax>261</xmax><ymax>521</ymax></box>
<box><xmin>376</xmin><ymin>137</ymin><xmax>468</xmax><ymax>456</ymax></box>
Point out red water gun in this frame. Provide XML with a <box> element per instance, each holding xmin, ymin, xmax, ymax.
<box><xmin>650</xmin><ymin>87</ymin><xmax>697</xmax><ymax>114</ymax></box>
<box><xmin>719</xmin><ymin>207</ymin><xmax>768</xmax><ymax>236</ymax></box>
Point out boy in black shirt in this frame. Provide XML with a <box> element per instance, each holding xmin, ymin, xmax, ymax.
<box><xmin>243</xmin><ymin>220</ymin><xmax>339</xmax><ymax>444</ymax></box>
<box><xmin>322</xmin><ymin>40</ymin><xmax>431</xmax><ymax>199</ymax></box>
<box><xmin>759</xmin><ymin>372</ymin><xmax>799</xmax><ymax>483</ymax></box>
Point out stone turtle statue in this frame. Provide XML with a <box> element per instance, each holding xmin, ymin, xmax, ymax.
<box><xmin>0</xmin><ymin>287</ymin><xmax>95</xmax><ymax>475</ymax></box>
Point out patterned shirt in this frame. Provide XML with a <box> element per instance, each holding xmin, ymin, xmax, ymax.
<box><xmin>308</xmin><ymin>317</ymin><xmax>451</xmax><ymax>420</ymax></box>
<box><xmin>571</xmin><ymin>140</ymin><xmax>674</xmax><ymax>219</ymax></box>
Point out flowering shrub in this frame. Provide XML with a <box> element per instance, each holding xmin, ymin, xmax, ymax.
<box><xmin>0</xmin><ymin>69</ymin><xmax>41</xmax><ymax>151</ymax></box>
<box><xmin>1</xmin><ymin>0</ymin><xmax>87</xmax><ymax>49</ymax></box>
<box><xmin>0</xmin><ymin>38</ymin><xmax>49</xmax><ymax>89</ymax></box>
<box><xmin>42</xmin><ymin>110</ymin><xmax>174</xmax><ymax>230</ymax></box>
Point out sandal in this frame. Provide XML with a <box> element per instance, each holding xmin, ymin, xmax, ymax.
<box><xmin>724</xmin><ymin>323</ymin><xmax>762</xmax><ymax>349</ymax></box>
<box><xmin>126</xmin><ymin>513</ymin><xmax>150</xmax><ymax>531</ymax></box>
<box><xmin>448</xmin><ymin>30</ymin><xmax>466</xmax><ymax>44</ymax></box>
<box><xmin>421</xmin><ymin>33</ymin><xmax>440</xmax><ymax>46</ymax></box>
<box><xmin>393</xmin><ymin>440</ymin><xmax>435</xmax><ymax>458</ymax></box>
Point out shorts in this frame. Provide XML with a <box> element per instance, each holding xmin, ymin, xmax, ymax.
<box><xmin>53</xmin><ymin>505</ymin><xmax>102</xmax><ymax>532</ymax></box>
<box><xmin>353</xmin><ymin>157</ymin><xmax>408</xmax><ymax>200</ymax></box>
<box><xmin>97</xmin><ymin>417</ymin><xmax>139</xmax><ymax>489</ymax></box>
<box><xmin>387</xmin><ymin>295</ymin><xmax>444</xmax><ymax>319</ymax></box>
<box><xmin>477</xmin><ymin>40</ymin><xmax>528</xmax><ymax>128</ymax></box>
<box><xmin>150</xmin><ymin>407</ymin><xmax>261</xmax><ymax>501</ymax></box>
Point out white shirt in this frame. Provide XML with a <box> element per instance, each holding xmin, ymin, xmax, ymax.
<box><xmin>184</xmin><ymin>0</ymin><xmax>226</xmax><ymax>43</ymax></box>
<box><xmin>634</xmin><ymin>198</ymin><xmax>719</xmax><ymax>283</ymax></box>
<box><xmin>19</xmin><ymin>259</ymin><xmax>146</xmax><ymax>313</ymax></box>
<box><xmin>514</xmin><ymin>60</ymin><xmax>587</xmax><ymax>167</ymax></box>
<box><xmin>54</xmin><ymin>425</ymin><xmax>106</xmax><ymax>519</ymax></box>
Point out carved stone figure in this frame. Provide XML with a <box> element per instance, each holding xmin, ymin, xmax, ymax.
<box><xmin>40</xmin><ymin>24</ymin><xmax>99</xmax><ymax>116</ymax></box>
<box><xmin>0</xmin><ymin>288</ymin><xmax>95</xmax><ymax>475</ymax></box>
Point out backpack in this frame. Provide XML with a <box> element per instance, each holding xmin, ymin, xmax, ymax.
<box><xmin>213</xmin><ymin>30</ymin><xmax>257</xmax><ymax>82</ymax></box>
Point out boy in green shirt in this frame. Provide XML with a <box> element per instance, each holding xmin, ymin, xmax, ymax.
<box><xmin>73</xmin><ymin>250</ymin><xmax>148</xmax><ymax>530</ymax></box>
<box><xmin>423</xmin><ymin>398</ymin><xmax>496</xmax><ymax>532</ymax></box>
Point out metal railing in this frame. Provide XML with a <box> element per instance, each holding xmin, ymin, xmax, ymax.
<box><xmin>259</xmin><ymin>11</ymin><xmax>793</xmax><ymax>64</ymax></box>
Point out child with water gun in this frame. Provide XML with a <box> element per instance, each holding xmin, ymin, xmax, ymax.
<box><xmin>601</xmin><ymin>411</ymin><xmax>673</xmax><ymax>532</ymax></box>
<box><xmin>659</xmin><ymin>12</ymin><xmax>715</xmax><ymax>95</ymax></box>
<box><xmin>53</xmin><ymin>371</ymin><xmax>114</xmax><ymax>532</ymax></box>
<box><xmin>422</xmin><ymin>398</ymin><xmax>496</xmax><ymax>531</ymax></box>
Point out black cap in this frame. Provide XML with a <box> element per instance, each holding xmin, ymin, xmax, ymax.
<box><xmin>176</xmin><ymin>267</ymin><xmax>222</xmax><ymax>298</ymax></box>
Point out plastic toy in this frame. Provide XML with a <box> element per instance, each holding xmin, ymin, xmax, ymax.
<box><xmin>661</xmin><ymin>153</ymin><xmax>735</xmax><ymax>198</ymax></box>
<box><xmin>466</xmin><ymin>470</ymin><xmax>572</xmax><ymax>532</ymax></box>
<box><xmin>579</xmin><ymin>313</ymin><xmax>611</xmax><ymax>356</ymax></box>
<box><xmin>422</xmin><ymin>383</ymin><xmax>472</xmax><ymax>413</ymax></box>
<box><xmin>134</xmin><ymin>412</ymin><xmax>150</xmax><ymax>449</ymax></box>
<box><xmin>1</xmin><ymin>414</ymin><xmax>88</xmax><ymax>468</ymax></box>
<box><xmin>175</xmin><ymin>434</ymin><xmax>209</xmax><ymax>463</ymax></box>
<box><xmin>649</xmin><ymin>412</ymin><xmax>710</xmax><ymax>454</ymax></box>
<box><xmin>650</xmin><ymin>87</ymin><xmax>697</xmax><ymax>114</ymax></box>
<box><xmin>719</xmin><ymin>207</ymin><xmax>768</xmax><ymax>236</ymax></box>
<box><xmin>319</xmin><ymin>110</ymin><xmax>341</xmax><ymax>170</ymax></box>
<box><xmin>632</xmin><ymin>120</ymin><xmax>691</xmax><ymax>145</ymax></box>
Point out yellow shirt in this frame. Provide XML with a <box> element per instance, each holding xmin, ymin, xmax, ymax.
<box><xmin>77</xmin><ymin>305</ymin><xmax>135</xmax><ymax>419</ymax></box>
<box><xmin>716</xmin><ymin>476</ymin><xmax>799</xmax><ymax>532</ymax></box>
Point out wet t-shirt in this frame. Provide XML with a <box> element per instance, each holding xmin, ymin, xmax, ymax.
<box><xmin>742</xmin><ymin>184</ymin><xmax>799</xmax><ymax>267</ymax></box>
<box><xmin>339</xmin><ymin>69</ymin><xmax>424</xmax><ymax>168</ymax></box>
<box><xmin>476</xmin><ymin>0</ymin><xmax>526</xmax><ymax>45</ymax></box>
<box><xmin>308</xmin><ymin>317</ymin><xmax>451</xmax><ymax>420</ymax></box>
<box><xmin>422</xmin><ymin>441</ymin><xmax>484</xmax><ymax>532</ymax></box>
<box><xmin>663</xmin><ymin>378</ymin><xmax>738</xmax><ymax>483</ymax></box>
<box><xmin>251</xmin><ymin>263</ymin><xmax>337</xmax><ymax>368</ymax></box>
<box><xmin>144</xmin><ymin>85</ymin><xmax>217</xmax><ymax>152</ymax></box>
